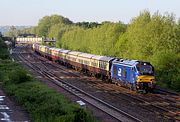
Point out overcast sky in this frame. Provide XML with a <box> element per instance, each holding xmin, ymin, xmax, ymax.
<box><xmin>0</xmin><ymin>0</ymin><xmax>180</xmax><ymax>26</ymax></box>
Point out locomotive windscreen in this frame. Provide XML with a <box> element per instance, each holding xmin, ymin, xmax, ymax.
<box><xmin>136</xmin><ymin>62</ymin><xmax>154</xmax><ymax>75</ymax></box>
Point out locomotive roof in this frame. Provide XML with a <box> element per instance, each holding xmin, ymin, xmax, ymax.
<box><xmin>113</xmin><ymin>59</ymin><xmax>138</xmax><ymax>66</ymax></box>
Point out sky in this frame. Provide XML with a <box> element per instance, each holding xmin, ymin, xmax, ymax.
<box><xmin>0</xmin><ymin>0</ymin><xmax>180</xmax><ymax>26</ymax></box>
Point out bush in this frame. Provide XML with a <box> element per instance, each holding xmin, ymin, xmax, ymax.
<box><xmin>3</xmin><ymin>81</ymin><xmax>95</xmax><ymax>122</ymax></box>
<box><xmin>74</xmin><ymin>108</ymin><xmax>88</xmax><ymax>122</ymax></box>
<box><xmin>0</xmin><ymin>37</ymin><xmax>9</xmax><ymax>59</ymax></box>
<box><xmin>171</xmin><ymin>74</ymin><xmax>180</xmax><ymax>92</ymax></box>
<box><xmin>8</xmin><ymin>69</ymin><xmax>32</xmax><ymax>84</ymax></box>
<box><xmin>152</xmin><ymin>51</ymin><xmax>180</xmax><ymax>91</ymax></box>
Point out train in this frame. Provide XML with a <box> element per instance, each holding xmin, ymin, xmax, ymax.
<box><xmin>32</xmin><ymin>43</ymin><xmax>156</xmax><ymax>92</ymax></box>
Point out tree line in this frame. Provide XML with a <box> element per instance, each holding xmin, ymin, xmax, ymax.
<box><xmin>5</xmin><ymin>11</ymin><xmax>180</xmax><ymax>91</ymax></box>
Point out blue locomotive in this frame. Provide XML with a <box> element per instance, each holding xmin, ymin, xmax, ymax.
<box><xmin>111</xmin><ymin>59</ymin><xmax>155</xmax><ymax>92</ymax></box>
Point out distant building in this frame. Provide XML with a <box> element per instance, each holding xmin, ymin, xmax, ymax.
<box><xmin>16</xmin><ymin>37</ymin><xmax>42</xmax><ymax>44</ymax></box>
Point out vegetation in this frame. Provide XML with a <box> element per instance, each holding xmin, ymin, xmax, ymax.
<box><xmin>30</xmin><ymin>11</ymin><xmax>180</xmax><ymax>91</ymax></box>
<box><xmin>4</xmin><ymin>26</ymin><xmax>35</xmax><ymax>38</ymax></box>
<box><xmin>0</xmin><ymin>37</ymin><xmax>96</xmax><ymax>122</ymax></box>
<box><xmin>0</xmin><ymin>37</ymin><xmax>9</xmax><ymax>59</ymax></box>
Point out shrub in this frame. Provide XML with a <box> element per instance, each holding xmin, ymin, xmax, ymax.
<box><xmin>0</xmin><ymin>38</ymin><xmax>9</xmax><ymax>59</ymax></box>
<box><xmin>3</xmin><ymin>80</ymin><xmax>96</xmax><ymax>122</ymax></box>
<box><xmin>8</xmin><ymin>69</ymin><xmax>32</xmax><ymax>84</ymax></box>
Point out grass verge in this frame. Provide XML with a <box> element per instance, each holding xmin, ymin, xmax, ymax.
<box><xmin>0</xmin><ymin>60</ymin><xmax>96</xmax><ymax>122</ymax></box>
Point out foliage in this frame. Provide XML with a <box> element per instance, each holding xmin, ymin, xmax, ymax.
<box><xmin>59</xmin><ymin>22</ymin><xmax>127</xmax><ymax>55</ymax></box>
<box><xmin>8</xmin><ymin>69</ymin><xmax>32</xmax><ymax>84</ymax></box>
<box><xmin>4</xmin><ymin>26</ymin><xmax>19</xmax><ymax>38</ymax></box>
<box><xmin>0</xmin><ymin>60</ymin><xmax>22</xmax><ymax>82</ymax></box>
<box><xmin>4</xmin><ymin>80</ymin><xmax>95</xmax><ymax>122</ymax></box>
<box><xmin>75</xmin><ymin>22</ymin><xmax>101</xmax><ymax>29</ymax></box>
<box><xmin>4</xmin><ymin>26</ymin><xmax>35</xmax><ymax>38</ymax></box>
<box><xmin>34</xmin><ymin>15</ymin><xmax>73</xmax><ymax>38</ymax></box>
<box><xmin>0</xmin><ymin>37</ymin><xmax>9</xmax><ymax>59</ymax></box>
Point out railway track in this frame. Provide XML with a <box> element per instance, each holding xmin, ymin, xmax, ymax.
<box><xmin>13</xmin><ymin>46</ymin><xmax>143</xmax><ymax>122</ymax></box>
<box><xmin>155</xmin><ymin>87</ymin><xmax>180</xmax><ymax>96</ymax></box>
<box><xmin>12</xmin><ymin>46</ymin><xmax>180</xmax><ymax>122</ymax></box>
<box><xmin>30</xmin><ymin>48</ymin><xmax>180</xmax><ymax>120</ymax></box>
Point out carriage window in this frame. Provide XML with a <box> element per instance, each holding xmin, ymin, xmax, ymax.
<box><xmin>78</xmin><ymin>59</ymin><xmax>83</xmax><ymax>64</ymax></box>
<box><xmin>84</xmin><ymin>60</ymin><xmax>89</xmax><ymax>65</ymax></box>
<box><xmin>93</xmin><ymin>62</ymin><xmax>95</xmax><ymax>66</ymax></box>
<box><xmin>91</xmin><ymin>61</ymin><xmax>95</xmax><ymax>66</ymax></box>
<box><xmin>100</xmin><ymin>61</ymin><xmax>107</xmax><ymax>69</ymax></box>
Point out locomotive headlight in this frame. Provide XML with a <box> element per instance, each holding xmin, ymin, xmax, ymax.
<box><xmin>137</xmin><ymin>78</ymin><xmax>142</xmax><ymax>82</ymax></box>
<box><xmin>150</xmin><ymin>79</ymin><xmax>156</xmax><ymax>83</ymax></box>
<box><xmin>150</xmin><ymin>79</ymin><xmax>155</xmax><ymax>81</ymax></box>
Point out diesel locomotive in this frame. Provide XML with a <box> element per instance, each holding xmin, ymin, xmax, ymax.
<box><xmin>32</xmin><ymin>44</ymin><xmax>156</xmax><ymax>92</ymax></box>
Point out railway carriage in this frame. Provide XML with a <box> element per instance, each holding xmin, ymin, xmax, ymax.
<box><xmin>50</xmin><ymin>48</ymin><xmax>62</xmax><ymax>61</ymax></box>
<box><xmin>94</xmin><ymin>56</ymin><xmax>115</xmax><ymax>79</ymax></box>
<box><xmin>48</xmin><ymin>48</ymin><xmax>54</xmax><ymax>60</ymax></box>
<box><xmin>33</xmin><ymin>44</ymin><xmax>40</xmax><ymax>54</ymax></box>
<box><xmin>39</xmin><ymin>45</ymin><xmax>48</xmax><ymax>57</ymax></box>
<box><xmin>58</xmin><ymin>49</ymin><xmax>71</xmax><ymax>65</ymax></box>
<box><xmin>44</xmin><ymin>46</ymin><xmax>50</xmax><ymax>58</ymax></box>
<box><xmin>76</xmin><ymin>53</ymin><xmax>96</xmax><ymax>72</ymax></box>
<box><xmin>66</xmin><ymin>51</ymin><xmax>82</xmax><ymax>68</ymax></box>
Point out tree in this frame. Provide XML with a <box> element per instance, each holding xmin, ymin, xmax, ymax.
<box><xmin>35</xmin><ymin>15</ymin><xmax>73</xmax><ymax>38</ymax></box>
<box><xmin>5</xmin><ymin>26</ymin><xmax>20</xmax><ymax>38</ymax></box>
